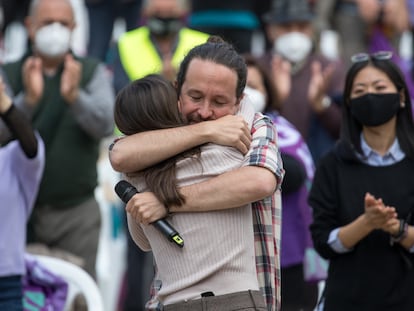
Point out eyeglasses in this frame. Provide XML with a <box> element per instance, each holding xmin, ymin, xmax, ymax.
<box><xmin>350</xmin><ymin>51</ymin><xmax>393</xmax><ymax>63</ymax></box>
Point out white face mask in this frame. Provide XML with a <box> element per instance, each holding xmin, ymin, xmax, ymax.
<box><xmin>34</xmin><ymin>22</ymin><xmax>71</xmax><ymax>57</ymax></box>
<box><xmin>244</xmin><ymin>86</ymin><xmax>266</xmax><ymax>113</ymax></box>
<box><xmin>274</xmin><ymin>32</ymin><xmax>312</xmax><ymax>63</ymax></box>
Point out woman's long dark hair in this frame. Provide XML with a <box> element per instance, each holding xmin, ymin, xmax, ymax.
<box><xmin>339</xmin><ymin>58</ymin><xmax>414</xmax><ymax>159</ymax></box>
<box><xmin>114</xmin><ymin>74</ymin><xmax>199</xmax><ymax>206</ymax></box>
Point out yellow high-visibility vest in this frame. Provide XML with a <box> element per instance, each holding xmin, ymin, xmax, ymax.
<box><xmin>118</xmin><ymin>26</ymin><xmax>209</xmax><ymax>81</ymax></box>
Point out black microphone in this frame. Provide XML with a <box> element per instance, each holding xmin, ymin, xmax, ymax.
<box><xmin>115</xmin><ymin>180</ymin><xmax>184</xmax><ymax>248</ymax></box>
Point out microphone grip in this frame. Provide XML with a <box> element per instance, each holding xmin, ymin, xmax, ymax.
<box><xmin>153</xmin><ymin>220</ymin><xmax>178</xmax><ymax>238</ymax></box>
<box><xmin>114</xmin><ymin>180</ymin><xmax>184</xmax><ymax>248</ymax></box>
<box><xmin>153</xmin><ymin>220</ymin><xmax>184</xmax><ymax>248</ymax></box>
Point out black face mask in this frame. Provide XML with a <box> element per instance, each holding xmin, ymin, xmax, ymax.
<box><xmin>350</xmin><ymin>93</ymin><xmax>401</xmax><ymax>127</ymax></box>
<box><xmin>147</xmin><ymin>17</ymin><xmax>183</xmax><ymax>37</ymax></box>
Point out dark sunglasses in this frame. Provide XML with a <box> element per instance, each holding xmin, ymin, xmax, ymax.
<box><xmin>350</xmin><ymin>51</ymin><xmax>393</xmax><ymax>63</ymax></box>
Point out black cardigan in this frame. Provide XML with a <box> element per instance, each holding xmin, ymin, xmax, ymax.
<box><xmin>309</xmin><ymin>149</ymin><xmax>414</xmax><ymax>311</ymax></box>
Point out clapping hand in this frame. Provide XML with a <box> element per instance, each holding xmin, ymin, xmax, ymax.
<box><xmin>307</xmin><ymin>61</ymin><xmax>335</xmax><ymax>113</ymax></box>
<box><xmin>364</xmin><ymin>192</ymin><xmax>398</xmax><ymax>231</ymax></box>
<box><xmin>0</xmin><ymin>77</ymin><xmax>12</xmax><ymax>114</ymax></box>
<box><xmin>22</xmin><ymin>56</ymin><xmax>44</xmax><ymax>106</ymax></box>
<box><xmin>61</xmin><ymin>54</ymin><xmax>81</xmax><ymax>104</ymax></box>
<box><xmin>271</xmin><ymin>54</ymin><xmax>291</xmax><ymax>103</ymax></box>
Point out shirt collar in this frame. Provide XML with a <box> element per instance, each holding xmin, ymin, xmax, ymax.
<box><xmin>359</xmin><ymin>134</ymin><xmax>405</xmax><ymax>166</ymax></box>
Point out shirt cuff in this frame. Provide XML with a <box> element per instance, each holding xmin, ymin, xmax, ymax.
<box><xmin>328</xmin><ymin>228</ymin><xmax>353</xmax><ymax>253</ymax></box>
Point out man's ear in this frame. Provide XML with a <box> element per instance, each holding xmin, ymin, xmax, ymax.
<box><xmin>237</xmin><ymin>93</ymin><xmax>244</xmax><ymax>106</ymax></box>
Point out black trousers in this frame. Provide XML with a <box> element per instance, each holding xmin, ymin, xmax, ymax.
<box><xmin>281</xmin><ymin>264</ymin><xmax>319</xmax><ymax>311</ymax></box>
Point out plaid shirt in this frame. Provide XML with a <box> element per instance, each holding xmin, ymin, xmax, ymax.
<box><xmin>248</xmin><ymin>113</ymin><xmax>284</xmax><ymax>311</ymax></box>
<box><xmin>145</xmin><ymin>112</ymin><xmax>284</xmax><ymax>311</ymax></box>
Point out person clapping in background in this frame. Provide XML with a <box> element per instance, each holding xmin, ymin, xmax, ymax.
<box><xmin>309</xmin><ymin>51</ymin><xmax>414</xmax><ymax>311</ymax></box>
<box><xmin>0</xmin><ymin>77</ymin><xmax>44</xmax><ymax>311</ymax></box>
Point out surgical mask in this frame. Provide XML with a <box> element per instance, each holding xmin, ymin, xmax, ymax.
<box><xmin>274</xmin><ymin>32</ymin><xmax>312</xmax><ymax>63</ymax></box>
<box><xmin>34</xmin><ymin>22</ymin><xmax>71</xmax><ymax>57</ymax></box>
<box><xmin>244</xmin><ymin>86</ymin><xmax>266</xmax><ymax>113</ymax></box>
<box><xmin>350</xmin><ymin>93</ymin><xmax>400</xmax><ymax>127</ymax></box>
<box><xmin>147</xmin><ymin>17</ymin><xmax>182</xmax><ymax>37</ymax></box>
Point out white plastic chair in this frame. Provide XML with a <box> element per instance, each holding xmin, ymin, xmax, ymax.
<box><xmin>33</xmin><ymin>254</ymin><xmax>105</xmax><ymax>311</ymax></box>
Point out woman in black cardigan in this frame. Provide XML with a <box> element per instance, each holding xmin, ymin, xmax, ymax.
<box><xmin>309</xmin><ymin>51</ymin><xmax>414</xmax><ymax>311</ymax></box>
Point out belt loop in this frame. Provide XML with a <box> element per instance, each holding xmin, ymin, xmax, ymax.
<box><xmin>202</xmin><ymin>299</ymin><xmax>208</xmax><ymax>311</ymax></box>
<box><xmin>248</xmin><ymin>290</ymin><xmax>258</xmax><ymax>309</ymax></box>
<box><xmin>201</xmin><ymin>291</ymin><xmax>214</xmax><ymax>311</ymax></box>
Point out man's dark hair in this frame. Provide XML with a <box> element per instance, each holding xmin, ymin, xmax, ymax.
<box><xmin>176</xmin><ymin>35</ymin><xmax>247</xmax><ymax>99</ymax></box>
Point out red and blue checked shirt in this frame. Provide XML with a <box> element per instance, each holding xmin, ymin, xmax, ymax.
<box><xmin>248</xmin><ymin>113</ymin><xmax>284</xmax><ymax>311</ymax></box>
<box><xmin>146</xmin><ymin>112</ymin><xmax>284</xmax><ymax>311</ymax></box>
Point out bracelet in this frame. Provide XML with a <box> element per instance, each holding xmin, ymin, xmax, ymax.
<box><xmin>321</xmin><ymin>96</ymin><xmax>332</xmax><ymax>109</ymax></box>
<box><xmin>390</xmin><ymin>219</ymin><xmax>408</xmax><ymax>245</ymax></box>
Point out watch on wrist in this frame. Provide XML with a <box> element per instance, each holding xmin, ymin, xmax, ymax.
<box><xmin>390</xmin><ymin>219</ymin><xmax>408</xmax><ymax>245</ymax></box>
<box><xmin>321</xmin><ymin>96</ymin><xmax>332</xmax><ymax>109</ymax></box>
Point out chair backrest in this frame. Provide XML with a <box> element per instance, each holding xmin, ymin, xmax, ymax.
<box><xmin>32</xmin><ymin>254</ymin><xmax>105</xmax><ymax>311</ymax></box>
